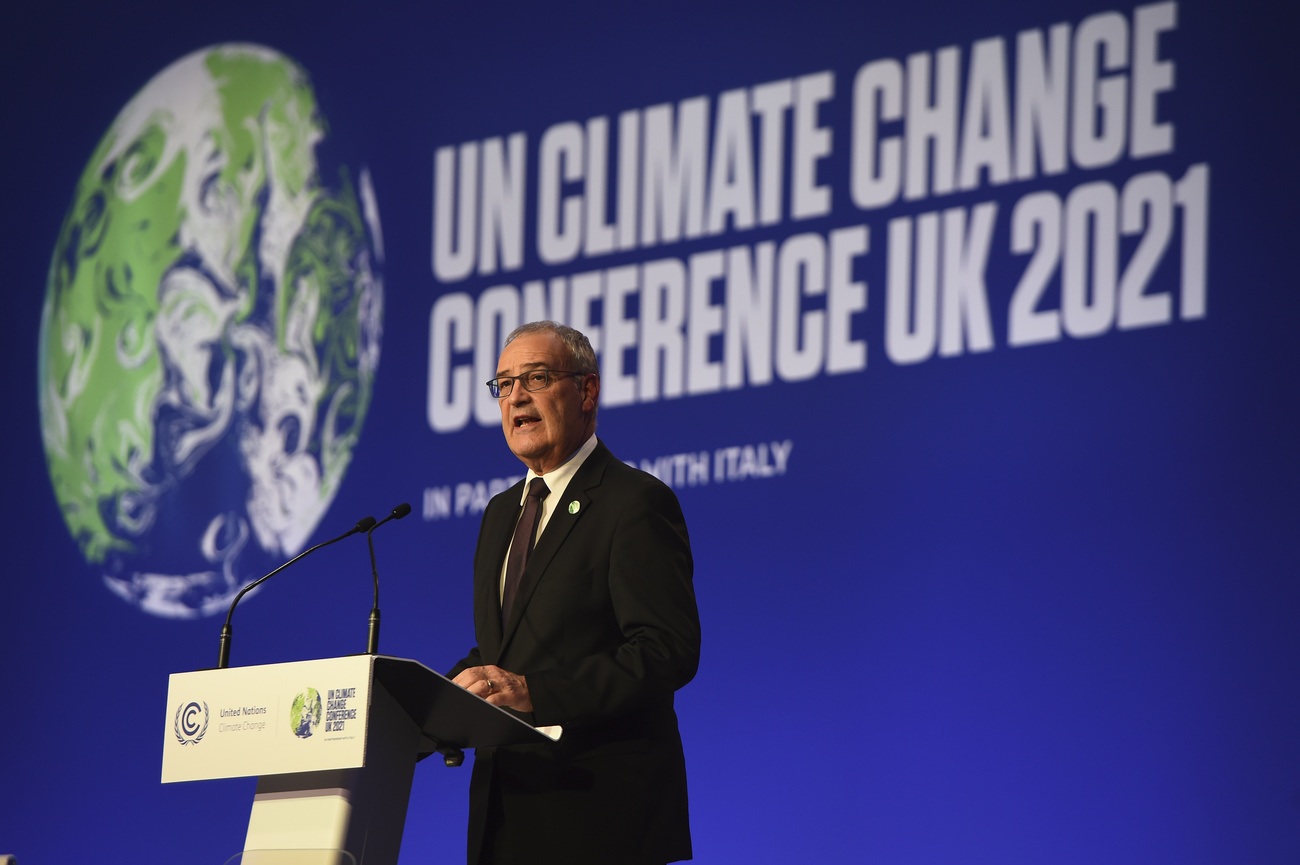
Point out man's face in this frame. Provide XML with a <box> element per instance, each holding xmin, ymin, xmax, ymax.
<box><xmin>496</xmin><ymin>332</ymin><xmax>597</xmax><ymax>475</ymax></box>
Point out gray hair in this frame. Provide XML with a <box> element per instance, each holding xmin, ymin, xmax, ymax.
<box><xmin>505</xmin><ymin>321</ymin><xmax>600</xmax><ymax>378</ymax></box>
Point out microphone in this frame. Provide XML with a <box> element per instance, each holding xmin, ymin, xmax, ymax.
<box><xmin>216</xmin><ymin>515</ymin><xmax>377</xmax><ymax>669</ymax></box>
<box><xmin>366</xmin><ymin>503</ymin><xmax>412</xmax><ymax>654</ymax></box>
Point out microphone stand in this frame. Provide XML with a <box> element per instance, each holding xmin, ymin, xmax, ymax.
<box><xmin>366</xmin><ymin>503</ymin><xmax>412</xmax><ymax>654</ymax></box>
<box><xmin>217</xmin><ymin>515</ymin><xmax>377</xmax><ymax>669</ymax></box>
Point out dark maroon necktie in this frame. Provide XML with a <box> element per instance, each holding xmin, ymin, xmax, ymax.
<box><xmin>501</xmin><ymin>477</ymin><xmax>549</xmax><ymax>626</ymax></box>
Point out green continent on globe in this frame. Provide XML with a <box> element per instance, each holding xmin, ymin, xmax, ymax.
<box><xmin>38</xmin><ymin>44</ymin><xmax>382</xmax><ymax>618</ymax></box>
<box><xmin>290</xmin><ymin>688</ymin><xmax>322</xmax><ymax>736</ymax></box>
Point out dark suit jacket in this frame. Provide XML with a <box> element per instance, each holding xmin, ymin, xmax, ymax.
<box><xmin>449</xmin><ymin>439</ymin><xmax>701</xmax><ymax>865</ymax></box>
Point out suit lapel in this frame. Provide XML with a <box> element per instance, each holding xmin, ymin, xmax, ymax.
<box><xmin>499</xmin><ymin>441</ymin><xmax>611</xmax><ymax>656</ymax></box>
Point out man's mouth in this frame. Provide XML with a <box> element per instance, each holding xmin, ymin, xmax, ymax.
<box><xmin>514</xmin><ymin>415</ymin><xmax>540</xmax><ymax>428</ymax></box>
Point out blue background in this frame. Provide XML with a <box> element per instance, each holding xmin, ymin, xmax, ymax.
<box><xmin>2</xmin><ymin>0</ymin><xmax>1298</xmax><ymax>862</ymax></box>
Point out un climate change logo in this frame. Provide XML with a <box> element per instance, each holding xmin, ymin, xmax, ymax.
<box><xmin>289</xmin><ymin>688</ymin><xmax>322</xmax><ymax>739</ymax></box>
<box><xmin>38</xmin><ymin>44</ymin><xmax>384</xmax><ymax>619</ymax></box>
<box><xmin>174</xmin><ymin>701</ymin><xmax>209</xmax><ymax>745</ymax></box>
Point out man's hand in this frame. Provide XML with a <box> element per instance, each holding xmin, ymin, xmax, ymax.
<box><xmin>452</xmin><ymin>665</ymin><xmax>533</xmax><ymax>712</ymax></box>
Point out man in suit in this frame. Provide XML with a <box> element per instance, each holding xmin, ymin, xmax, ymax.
<box><xmin>449</xmin><ymin>321</ymin><xmax>701</xmax><ymax>865</ymax></box>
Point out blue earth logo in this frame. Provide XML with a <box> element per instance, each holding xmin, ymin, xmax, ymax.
<box><xmin>289</xmin><ymin>688</ymin><xmax>323</xmax><ymax>739</ymax></box>
<box><xmin>38</xmin><ymin>44</ymin><xmax>383</xmax><ymax>618</ymax></box>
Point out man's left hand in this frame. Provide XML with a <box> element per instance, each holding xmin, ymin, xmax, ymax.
<box><xmin>452</xmin><ymin>665</ymin><xmax>533</xmax><ymax>712</ymax></box>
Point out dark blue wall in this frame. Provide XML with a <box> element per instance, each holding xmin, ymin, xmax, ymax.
<box><xmin>2</xmin><ymin>1</ymin><xmax>1297</xmax><ymax>861</ymax></box>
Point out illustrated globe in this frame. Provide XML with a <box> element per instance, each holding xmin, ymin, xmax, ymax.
<box><xmin>38</xmin><ymin>45</ymin><xmax>383</xmax><ymax>618</ymax></box>
<box><xmin>289</xmin><ymin>688</ymin><xmax>323</xmax><ymax>738</ymax></box>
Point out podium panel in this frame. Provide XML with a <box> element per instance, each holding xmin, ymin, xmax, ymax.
<box><xmin>162</xmin><ymin>655</ymin><xmax>555</xmax><ymax>864</ymax></box>
<box><xmin>163</xmin><ymin>656</ymin><xmax>374</xmax><ymax>783</ymax></box>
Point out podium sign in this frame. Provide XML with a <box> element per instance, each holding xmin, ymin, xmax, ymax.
<box><xmin>162</xmin><ymin>656</ymin><xmax>374</xmax><ymax>783</ymax></box>
<box><xmin>161</xmin><ymin>655</ymin><xmax>553</xmax><ymax>863</ymax></box>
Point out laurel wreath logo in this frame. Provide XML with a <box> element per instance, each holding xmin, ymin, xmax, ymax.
<box><xmin>174</xmin><ymin>701</ymin><xmax>209</xmax><ymax>745</ymax></box>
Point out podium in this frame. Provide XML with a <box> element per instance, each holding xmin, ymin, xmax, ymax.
<box><xmin>162</xmin><ymin>655</ymin><xmax>555</xmax><ymax>864</ymax></box>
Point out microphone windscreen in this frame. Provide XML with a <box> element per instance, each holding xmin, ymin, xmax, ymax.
<box><xmin>392</xmin><ymin>502</ymin><xmax>413</xmax><ymax>519</ymax></box>
<box><xmin>356</xmin><ymin>515</ymin><xmax>378</xmax><ymax>532</ymax></box>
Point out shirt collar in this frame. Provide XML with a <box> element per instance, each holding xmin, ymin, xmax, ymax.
<box><xmin>519</xmin><ymin>433</ymin><xmax>599</xmax><ymax>506</ymax></box>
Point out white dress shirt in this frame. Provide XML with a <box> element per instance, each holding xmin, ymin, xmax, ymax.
<box><xmin>498</xmin><ymin>433</ymin><xmax>600</xmax><ymax>601</ymax></box>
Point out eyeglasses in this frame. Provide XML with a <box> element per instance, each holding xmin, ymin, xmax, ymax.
<box><xmin>486</xmin><ymin>369</ymin><xmax>584</xmax><ymax>398</ymax></box>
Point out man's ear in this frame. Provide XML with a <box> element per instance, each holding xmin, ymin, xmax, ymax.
<box><xmin>582</xmin><ymin>374</ymin><xmax>600</xmax><ymax>412</ymax></box>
